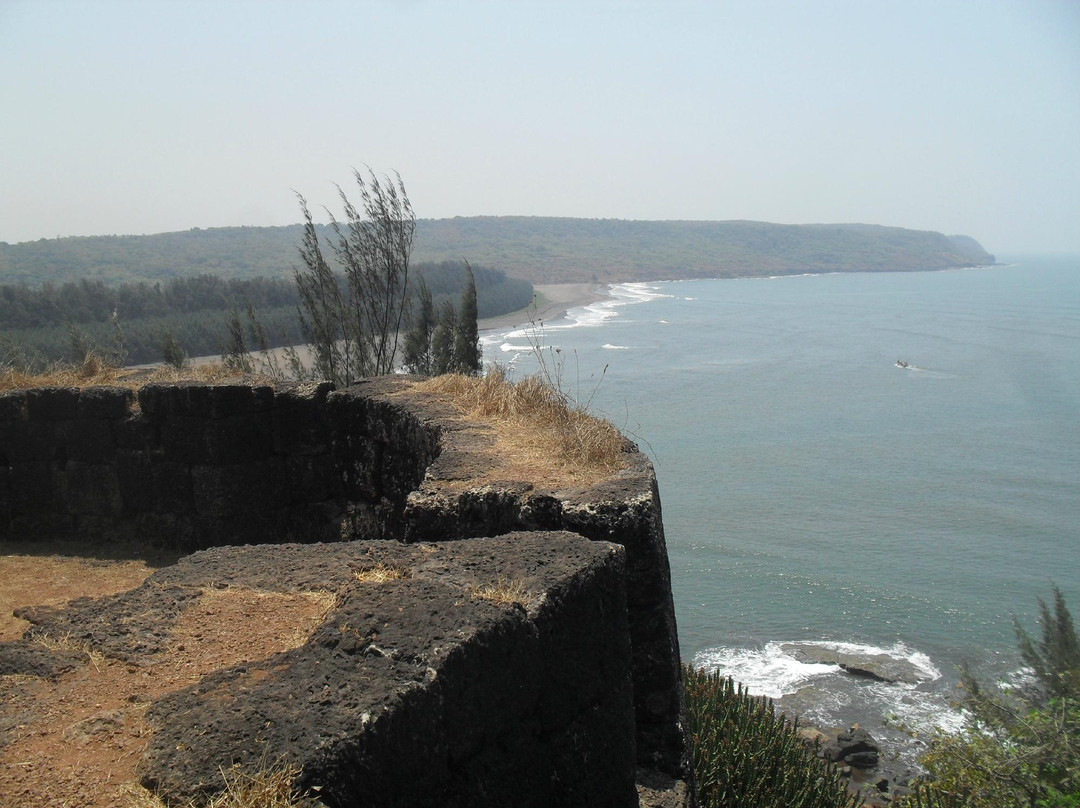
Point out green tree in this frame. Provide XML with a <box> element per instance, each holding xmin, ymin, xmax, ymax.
<box><xmin>294</xmin><ymin>194</ymin><xmax>346</xmax><ymax>384</ymax></box>
<box><xmin>293</xmin><ymin>169</ymin><xmax>415</xmax><ymax>386</ymax></box>
<box><xmin>159</xmin><ymin>328</ymin><xmax>187</xmax><ymax>369</ymax></box>
<box><xmin>403</xmin><ymin>277</ymin><xmax>436</xmax><ymax>376</ymax></box>
<box><xmin>430</xmin><ymin>300</ymin><xmax>458</xmax><ymax>376</ymax></box>
<box><xmin>901</xmin><ymin>586</ymin><xmax>1080</xmax><ymax>808</ymax></box>
<box><xmin>453</xmin><ymin>261</ymin><xmax>481</xmax><ymax>375</ymax></box>
<box><xmin>221</xmin><ymin>307</ymin><xmax>253</xmax><ymax>374</ymax></box>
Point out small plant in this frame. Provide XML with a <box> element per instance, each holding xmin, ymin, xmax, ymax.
<box><xmin>30</xmin><ymin>631</ymin><xmax>106</xmax><ymax>671</ymax></box>
<box><xmin>896</xmin><ymin>586</ymin><xmax>1080</xmax><ymax>808</ymax></box>
<box><xmin>683</xmin><ymin>665</ymin><xmax>863</xmax><ymax>808</ymax></box>
<box><xmin>160</xmin><ymin>328</ymin><xmax>188</xmax><ymax>370</ymax></box>
<box><xmin>122</xmin><ymin>755</ymin><xmax>326</xmax><ymax>808</ymax></box>
<box><xmin>472</xmin><ymin>576</ymin><xmax>531</xmax><ymax>607</ymax></box>
<box><xmin>352</xmin><ymin>563</ymin><xmax>408</xmax><ymax>584</ymax></box>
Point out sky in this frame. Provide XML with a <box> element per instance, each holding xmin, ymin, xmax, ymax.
<box><xmin>1</xmin><ymin>0</ymin><xmax>1078</xmax><ymax>255</ymax></box>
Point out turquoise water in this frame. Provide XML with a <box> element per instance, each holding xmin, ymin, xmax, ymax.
<box><xmin>482</xmin><ymin>257</ymin><xmax>1080</xmax><ymax>752</ymax></box>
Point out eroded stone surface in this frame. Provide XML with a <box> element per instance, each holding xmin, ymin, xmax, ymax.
<box><xmin>2</xmin><ymin>378</ymin><xmax>691</xmax><ymax>797</ymax></box>
<box><xmin>136</xmin><ymin>533</ymin><xmax>635</xmax><ymax>807</ymax></box>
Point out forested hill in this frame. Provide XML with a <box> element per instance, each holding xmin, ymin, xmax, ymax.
<box><xmin>412</xmin><ymin>218</ymin><xmax>996</xmax><ymax>283</ymax></box>
<box><xmin>0</xmin><ymin>218</ymin><xmax>994</xmax><ymax>287</ymax></box>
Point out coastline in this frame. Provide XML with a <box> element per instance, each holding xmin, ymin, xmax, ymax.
<box><xmin>477</xmin><ymin>282</ymin><xmax>609</xmax><ymax>333</ymax></box>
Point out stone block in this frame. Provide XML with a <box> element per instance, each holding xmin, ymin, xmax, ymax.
<box><xmin>26</xmin><ymin>388</ymin><xmax>80</xmax><ymax>421</ymax></box>
<box><xmin>0</xmin><ymin>421</ymin><xmax>55</xmax><ymax>461</ymax></box>
<box><xmin>183</xmin><ymin>383</ymin><xmax>259</xmax><ymax>418</ymax></box>
<box><xmin>191</xmin><ymin>461</ymin><xmax>286</xmax><ymax>519</ymax></box>
<box><xmin>53</xmin><ymin>462</ymin><xmax>123</xmax><ymax>516</ymax></box>
<box><xmin>117</xmin><ymin>455</ymin><xmax>192</xmax><ymax>515</ymax></box>
<box><xmin>137</xmin><ymin>383</ymin><xmax>184</xmax><ymax>417</ymax></box>
<box><xmin>10</xmin><ymin>511</ymin><xmax>75</xmax><ymax>540</ymax></box>
<box><xmin>0</xmin><ymin>391</ymin><xmax>28</xmax><ymax>422</ymax></box>
<box><xmin>283</xmin><ymin>454</ymin><xmax>339</xmax><ymax>503</ymax></box>
<box><xmin>137</xmin><ymin>534</ymin><xmax>637</xmax><ymax>807</ymax></box>
<box><xmin>77</xmin><ymin>386</ymin><xmax>132</xmax><ymax>419</ymax></box>
<box><xmin>56</xmin><ymin>418</ymin><xmax>116</xmax><ymax>463</ymax></box>
<box><xmin>112</xmin><ymin>414</ymin><xmax>155</xmax><ymax>451</ymax></box>
<box><xmin>7</xmin><ymin>461</ymin><xmax>54</xmax><ymax>515</ymax></box>
<box><xmin>158</xmin><ymin>414</ymin><xmax>272</xmax><ymax>465</ymax></box>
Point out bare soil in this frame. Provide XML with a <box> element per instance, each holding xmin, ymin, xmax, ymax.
<box><xmin>0</xmin><ymin>547</ymin><xmax>335</xmax><ymax>807</ymax></box>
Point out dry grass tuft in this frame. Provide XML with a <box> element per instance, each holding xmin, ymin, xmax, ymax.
<box><xmin>417</xmin><ymin>368</ymin><xmax>626</xmax><ymax>482</ymax></box>
<box><xmin>121</xmin><ymin>756</ymin><xmax>325</xmax><ymax>808</ymax></box>
<box><xmin>0</xmin><ymin>356</ymin><xmax>268</xmax><ymax>393</ymax></box>
<box><xmin>30</xmin><ymin>631</ymin><xmax>106</xmax><ymax>670</ymax></box>
<box><xmin>206</xmin><ymin>758</ymin><xmax>322</xmax><ymax>808</ymax></box>
<box><xmin>352</xmin><ymin>563</ymin><xmax>409</xmax><ymax>584</ymax></box>
<box><xmin>471</xmin><ymin>576</ymin><xmax>532</xmax><ymax>608</ymax></box>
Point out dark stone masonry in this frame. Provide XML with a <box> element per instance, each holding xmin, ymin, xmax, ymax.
<box><xmin>0</xmin><ymin>377</ymin><xmax>691</xmax><ymax>806</ymax></box>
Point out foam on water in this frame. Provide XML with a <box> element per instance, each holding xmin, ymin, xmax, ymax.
<box><xmin>693</xmin><ymin>639</ymin><xmax>962</xmax><ymax>751</ymax></box>
<box><xmin>694</xmin><ymin>640</ymin><xmax>940</xmax><ymax>697</ymax></box>
<box><xmin>694</xmin><ymin>641</ymin><xmax>840</xmax><ymax>698</ymax></box>
<box><xmin>480</xmin><ymin>282</ymin><xmax>667</xmax><ymax>367</ymax></box>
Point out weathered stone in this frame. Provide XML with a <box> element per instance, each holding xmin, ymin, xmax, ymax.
<box><xmin>77</xmin><ymin>385</ymin><xmax>132</xmax><ymax>419</ymax></box>
<box><xmin>52</xmin><ymin>462</ymin><xmax>122</xmax><ymax>516</ymax></box>
<box><xmin>0</xmin><ymin>642</ymin><xmax>85</xmax><ymax>679</ymax></box>
<box><xmin>0</xmin><ymin>390</ymin><xmax>28</xmax><ymax>422</ymax></box>
<box><xmin>57</xmin><ymin>418</ymin><xmax>116</xmax><ymax>462</ymax></box>
<box><xmin>26</xmin><ymin>387</ymin><xmax>80</xmax><ymax>421</ymax></box>
<box><xmin>128</xmin><ymin>534</ymin><xmax>638</xmax><ymax>807</ymax></box>
<box><xmin>0</xmin><ymin>378</ymin><xmax>689</xmax><ymax>790</ymax></box>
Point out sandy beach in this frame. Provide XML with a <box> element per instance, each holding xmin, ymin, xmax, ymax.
<box><xmin>477</xmin><ymin>283</ymin><xmax>608</xmax><ymax>333</ymax></box>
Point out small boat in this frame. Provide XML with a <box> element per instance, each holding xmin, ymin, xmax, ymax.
<box><xmin>895</xmin><ymin>360</ymin><xmax>910</xmax><ymax>368</ymax></box>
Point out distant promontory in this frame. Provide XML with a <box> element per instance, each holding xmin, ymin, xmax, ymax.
<box><xmin>0</xmin><ymin>217</ymin><xmax>994</xmax><ymax>287</ymax></box>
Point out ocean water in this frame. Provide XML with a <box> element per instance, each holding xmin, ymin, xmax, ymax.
<box><xmin>481</xmin><ymin>256</ymin><xmax>1080</xmax><ymax>759</ymax></box>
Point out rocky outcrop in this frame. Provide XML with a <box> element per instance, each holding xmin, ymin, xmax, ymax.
<box><xmin>779</xmin><ymin>643</ymin><xmax>929</xmax><ymax>684</ymax></box>
<box><xmin>0</xmin><ymin>378</ymin><xmax>691</xmax><ymax>802</ymax></box>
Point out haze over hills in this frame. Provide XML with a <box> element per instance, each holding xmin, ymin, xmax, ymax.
<box><xmin>0</xmin><ymin>217</ymin><xmax>994</xmax><ymax>288</ymax></box>
<box><xmin>412</xmin><ymin>218</ymin><xmax>995</xmax><ymax>283</ymax></box>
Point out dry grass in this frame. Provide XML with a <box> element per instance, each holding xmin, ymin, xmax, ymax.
<box><xmin>0</xmin><ymin>354</ymin><xmax>268</xmax><ymax>393</ymax></box>
<box><xmin>472</xmin><ymin>576</ymin><xmax>532</xmax><ymax>608</ymax></box>
<box><xmin>352</xmin><ymin>563</ymin><xmax>409</xmax><ymax>584</ymax></box>
<box><xmin>30</xmin><ymin>631</ymin><xmax>106</xmax><ymax>670</ymax></box>
<box><xmin>120</xmin><ymin>757</ymin><xmax>325</xmax><ymax>808</ymax></box>
<box><xmin>416</xmin><ymin>368</ymin><xmax>627</xmax><ymax>483</ymax></box>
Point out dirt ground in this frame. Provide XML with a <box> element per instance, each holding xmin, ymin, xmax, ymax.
<box><xmin>0</xmin><ymin>545</ymin><xmax>336</xmax><ymax>807</ymax></box>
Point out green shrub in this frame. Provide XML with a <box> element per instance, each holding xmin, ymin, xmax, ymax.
<box><xmin>897</xmin><ymin>586</ymin><xmax>1079</xmax><ymax>808</ymax></box>
<box><xmin>683</xmin><ymin>664</ymin><xmax>863</xmax><ymax>808</ymax></box>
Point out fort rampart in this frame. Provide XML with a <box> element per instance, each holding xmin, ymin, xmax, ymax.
<box><xmin>0</xmin><ymin>378</ymin><xmax>689</xmax><ymax>806</ymax></box>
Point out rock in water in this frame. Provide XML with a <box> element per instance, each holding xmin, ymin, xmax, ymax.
<box><xmin>827</xmin><ymin>726</ymin><xmax>881</xmax><ymax>769</ymax></box>
<box><xmin>779</xmin><ymin>643</ymin><xmax>926</xmax><ymax>684</ymax></box>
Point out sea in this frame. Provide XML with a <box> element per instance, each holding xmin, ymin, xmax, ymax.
<box><xmin>481</xmin><ymin>255</ymin><xmax>1080</xmax><ymax>764</ymax></box>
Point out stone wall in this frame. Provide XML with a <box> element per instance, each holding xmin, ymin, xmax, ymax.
<box><xmin>0</xmin><ymin>380</ymin><xmax>439</xmax><ymax>550</ymax></box>
<box><xmin>0</xmin><ymin>377</ymin><xmax>689</xmax><ymax>789</ymax></box>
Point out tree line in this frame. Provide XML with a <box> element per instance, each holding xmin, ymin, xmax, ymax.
<box><xmin>0</xmin><ymin>260</ymin><xmax>530</xmax><ymax>370</ymax></box>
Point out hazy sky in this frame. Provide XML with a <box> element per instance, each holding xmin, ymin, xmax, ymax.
<box><xmin>2</xmin><ymin>0</ymin><xmax>1078</xmax><ymax>254</ymax></box>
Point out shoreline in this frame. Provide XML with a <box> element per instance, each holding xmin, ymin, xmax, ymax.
<box><xmin>477</xmin><ymin>282</ymin><xmax>609</xmax><ymax>333</ymax></box>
